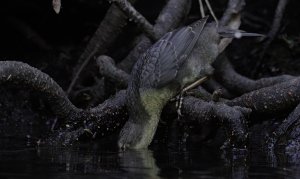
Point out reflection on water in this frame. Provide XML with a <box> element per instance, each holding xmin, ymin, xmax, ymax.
<box><xmin>119</xmin><ymin>149</ymin><xmax>160</xmax><ymax>178</ymax></box>
<box><xmin>0</xmin><ymin>139</ymin><xmax>300</xmax><ymax>178</ymax></box>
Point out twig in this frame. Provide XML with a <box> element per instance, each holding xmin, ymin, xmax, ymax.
<box><xmin>182</xmin><ymin>76</ymin><xmax>208</xmax><ymax>92</ymax></box>
<box><xmin>204</xmin><ymin>0</ymin><xmax>219</xmax><ymax>26</ymax></box>
<box><xmin>199</xmin><ymin>0</ymin><xmax>205</xmax><ymax>18</ymax></box>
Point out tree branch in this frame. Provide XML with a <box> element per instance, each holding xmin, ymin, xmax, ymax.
<box><xmin>111</xmin><ymin>0</ymin><xmax>158</xmax><ymax>40</ymax></box>
<box><xmin>96</xmin><ymin>55</ymin><xmax>129</xmax><ymax>88</ymax></box>
<box><xmin>67</xmin><ymin>1</ymin><xmax>137</xmax><ymax>94</ymax></box>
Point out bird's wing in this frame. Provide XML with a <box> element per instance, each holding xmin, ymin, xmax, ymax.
<box><xmin>140</xmin><ymin>17</ymin><xmax>208</xmax><ymax>88</ymax></box>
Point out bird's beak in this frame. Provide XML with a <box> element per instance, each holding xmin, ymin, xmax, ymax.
<box><xmin>218</xmin><ymin>26</ymin><xmax>264</xmax><ymax>39</ymax></box>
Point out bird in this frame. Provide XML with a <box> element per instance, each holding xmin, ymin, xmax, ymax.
<box><xmin>118</xmin><ymin>16</ymin><xmax>261</xmax><ymax>149</ymax></box>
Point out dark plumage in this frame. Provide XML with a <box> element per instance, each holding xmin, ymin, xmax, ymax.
<box><xmin>118</xmin><ymin>17</ymin><xmax>259</xmax><ymax>149</ymax></box>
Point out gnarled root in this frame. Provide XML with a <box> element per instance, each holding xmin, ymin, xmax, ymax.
<box><xmin>183</xmin><ymin>96</ymin><xmax>251</xmax><ymax>148</ymax></box>
<box><xmin>0</xmin><ymin>61</ymin><xmax>127</xmax><ymax>145</ymax></box>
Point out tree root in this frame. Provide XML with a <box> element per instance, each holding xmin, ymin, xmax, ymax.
<box><xmin>261</xmin><ymin>0</ymin><xmax>290</xmax><ymax>56</ymax></box>
<box><xmin>203</xmin><ymin>77</ymin><xmax>235</xmax><ymax>99</ymax></box>
<box><xmin>213</xmin><ymin>55</ymin><xmax>295</xmax><ymax>94</ymax></box>
<box><xmin>0</xmin><ymin>61</ymin><xmax>127</xmax><ymax>144</ymax></box>
<box><xmin>3</xmin><ymin>59</ymin><xmax>300</xmax><ymax>150</ymax></box>
<box><xmin>111</xmin><ymin>0</ymin><xmax>158</xmax><ymax>40</ymax></box>
<box><xmin>96</xmin><ymin>53</ymin><xmax>300</xmax><ymax>150</ymax></box>
<box><xmin>96</xmin><ymin>55</ymin><xmax>129</xmax><ymax>88</ymax></box>
<box><xmin>0</xmin><ymin>61</ymin><xmax>80</xmax><ymax>119</ymax></box>
<box><xmin>182</xmin><ymin>96</ymin><xmax>250</xmax><ymax>148</ymax></box>
<box><xmin>267</xmin><ymin>103</ymin><xmax>300</xmax><ymax>149</ymax></box>
<box><xmin>67</xmin><ymin>0</ymin><xmax>138</xmax><ymax>94</ymax></box>
<box><xmin>0</xmin><ymin>60</ymin><xmax>250</xmax><ymax>147</ymax></box>
<box><xmin>49</xmin><ymin>90</ymin><xmax>128</xmax><ymax>145</ymax></box>
<box><xmin>226</xmin><ymin>77</ymin><xmax>300</xmax><ymax>115</ymax></box>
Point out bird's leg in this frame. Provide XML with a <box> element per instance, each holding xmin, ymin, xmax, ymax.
<box><xmin>175</xmin><ymin>76</ymin><xmax>209</xmax><ymax>119</ymax></box>
<box><xmin>175</xmin><ymin>93</ymin><xmax>183</xmax><ymax>119</ymax></box>
<box><xmin>182</xmin><ymin>76</ymin><xmax>208</xmax><ymax>93</ymax></box>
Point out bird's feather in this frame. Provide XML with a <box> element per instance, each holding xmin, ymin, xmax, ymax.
<box><xmin>139</xmin><ymin>16</ymin><xmax>208</xmax><ymax>88</ymax></box>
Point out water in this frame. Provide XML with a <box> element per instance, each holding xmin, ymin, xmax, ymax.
<box><xmin>1</xmin><ymin>138</ymin><xmax>300</xmax><ymax>179</ymax></box>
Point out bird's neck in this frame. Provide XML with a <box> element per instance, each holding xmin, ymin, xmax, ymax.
<box><xmin>139</xmin><ymin>87</ymin><xmax>176</xmax><ymax>116</ymax></box>
<box><xmin>125</xmin><ymin>88</ymin><xmax>175</xmax><ymax>148</ymax></box>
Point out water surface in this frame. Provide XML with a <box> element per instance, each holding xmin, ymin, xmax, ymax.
<box><xmin>1</xmin><ymin>138</ymin><xmax>300</xmax><ymax>178</ymax></box>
